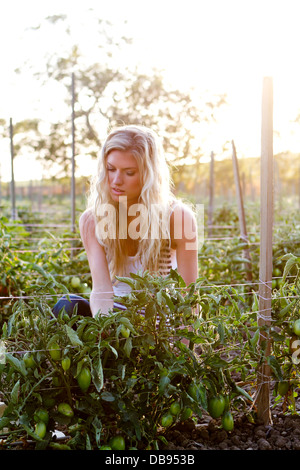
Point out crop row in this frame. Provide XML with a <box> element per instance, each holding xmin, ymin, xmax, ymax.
<box><xmin>0</xmin><ymin>206</ymin><xmax>300</xmax><ymax>449</ymax></box>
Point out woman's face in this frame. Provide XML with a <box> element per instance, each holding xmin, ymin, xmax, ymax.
<box><xmin>106</xmin><ymin>150</ymin><xmax>143</xmax><ymax>206</ymax></box>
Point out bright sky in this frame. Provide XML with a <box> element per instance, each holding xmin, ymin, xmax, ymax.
<box><xmin>1</xmin><ymin>0</ymin><xmax>300</xmax><ymax>181</ymax></box>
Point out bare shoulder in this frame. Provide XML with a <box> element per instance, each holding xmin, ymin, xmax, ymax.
<box><xmin>79</xmin><ymin>209</ymin><xmax>107</xmax><ymax>261</ymax></box>
<box><xmin>170</xmin><ymin>201</ymin><xmax>197</xmax><ymax>228</ymax></box>
<box><xmin>79</xmin><ymin>209</ymin><xmax>95</xmax><ymax>234</ymax></box>
<box><xmin>170</xmin><ymin>201</ymin><xmax>197</xmax><ymax>248</ymax></box>
<box><xmin>79</xmin><ymin>208</ymin><xmax>95</xmax><ymax>226</ymax></box>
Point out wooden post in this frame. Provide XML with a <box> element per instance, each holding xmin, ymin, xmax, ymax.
<box><xmin>249</xmin><ymin>167</ymin><xmax>255</xmax><ymax>201</ymax></box>
<box><xmin>298</xmin><ymin>164</ymin><xmax>300</xmax><ymax>210</ymax></box>
<box><xmin>256</xmin><ymin>77</ymin><xmax>274</xmax><ymax>425</ymax></box>
<box><xmin>71</xmin><ymin>72</ymin><xmax>76</xmax><ymax>233</ymax></box>
<box><xmin>208</xmin><ymin>151</ymin><xmax>214</xmax><ymax>237</ymax></box>
<box><xmin>231</xmin><ymin>140</ymin><xmax>252</xmax><ymax>281</ymax></box>
<box><xmin>0</xmin><ymin>160</ymin><xmax>2</xmax><ymax>207</ymax></box>
<box><xmin>9</xmin><ymin>118</ymin><xmax>17</xmax><ymax>220</ymax></box>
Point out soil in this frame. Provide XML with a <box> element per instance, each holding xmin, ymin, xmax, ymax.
<box><xmin>2</xmin><ymin>410</ymin><xmax>299</xmax><ymax>451</ymax></box>
<box><xmin>2</xmin><ymin>393</ymin><xmax>299</xmax><ymax>451</ymax></box>
<box><xmin>162</xmin><ymin>407</ymin><xmax>300</xmax><ymax>451</ymax></box>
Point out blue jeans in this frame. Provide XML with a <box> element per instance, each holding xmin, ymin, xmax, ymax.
<box><xmin>52</xmin><ymin>294</ymin><xmax>92</xmax><ymax>318</ymax></box>
<box><xmin>52</xmin><ymin>294</ymin><xmax>126</xmax><ymax>318</ymax></box>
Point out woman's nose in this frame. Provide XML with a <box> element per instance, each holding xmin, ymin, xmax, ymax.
<box><xmin>113</xmin><ymin>171</ymin><xmax>123</xmax><ymax>185</ymax></box>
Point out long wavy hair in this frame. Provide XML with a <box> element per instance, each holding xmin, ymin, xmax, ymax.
<box><xmin>87</xmin><ymin>125</ymin><xmax>176</xmax><ymax>279</ymax></box>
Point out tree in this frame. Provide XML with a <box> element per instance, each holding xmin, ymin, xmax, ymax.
<box><xmin>9</xmin><ymin>12</ymin><xmax>227</xmax><ymax>181</ymax></box>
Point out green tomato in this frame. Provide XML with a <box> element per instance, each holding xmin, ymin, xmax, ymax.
<box><xmin>120</xmin><ymin>325</ymin><xmax>130</xmax><ymax>338</ymax></box>
<box><xmin>187</xmin><ymin>383</ymin><xmax>198</xmax><ymax>400</ymax></box>
<box><xmin>77</xmin><ymin>366</ymin><xmax>92</xmax><ymax>392</ymax></box>
<box><xmin>208</xmin><ymin>395</ymin><xmax>226</xmax><ymax>419</ymax></box>
<box><xmin>100</xmin><ymin>445</ymin><xmax>112</xmax><ymax>450</ymax></box>
<box><xmin>180</xmin><ymin>407</ymin><xmax>193</xmax><ymax>421</ymax></box>
<box><xmin>34</xmin><ymin>409</ymin><xmax>49</xmax><ymax>425</ymax></box>
<box><xmin>273</xmin><ymin>268</ymin><xmax>282</xmax><ymax>277</ymax></box>
<box><xmin>23</xmin><ymin>352</ymin><xmax>36</xmax><ymax>368</ymax></box>
<box><xmin>293</xmin><ymin>319</ymin><xmax>300</xmax><ymax>336</ymax></box>
<box><xmin>58</xmin><ymin>402</ymin><xmax>74</xmax><ymax>417</ymax></box>
<box><xmin>49</xmin><ymin>443</ymin><xmax>72</xmax><ymax>450</ymax></box>
<box><xmin>277</xmin><ymin>278</ymin><xmax>284</xmax><ymax>288</ymax></box>
<box><xmin>34</xmin><ymin>421</ymin><xmax>47</xmax><ymax>439</ymax></box>
<box><xmin>49</xmin><ymin>342</ymin><xmax>61</xmax><ymax>361</ymax></box>
<box><xmin>79</xmin><ymin>283</ymin><xmax>91</xmax><ymax>294</ymax></box>
<box><xmin>278</xmin><ymin>381</ymin><xmax>289</xmax><ymax>397</ymax></box>
<box><xmin>161</xmin><ymin>413</ymin><xmax>173</xmax><ymax>427</ymax></box>
<box><xmin>221</xmin><ymin>411</ymin><xmax>234</xmax><ymax>431</ymax></box>
<box><xmin>71</xmin><ymin>276</ymin><xmax>81</xmax><ymax>289</ymax></box>
<box><xmin>169</xmin><ymin>401</ymin><xmax>181</xmax><ymax>416</ymax></box>
<box><xmin>61</xmin><ymin>357</ymin><xmax>71</xmax><ymax>371</ymax></box>
<box><xmin>109</xmin><ymin>436</ymin><xmax>126</xmax><ymax>450</ymax></box>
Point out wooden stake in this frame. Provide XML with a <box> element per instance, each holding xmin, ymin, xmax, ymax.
<box><xmin>208</xmin><ymin>151</ymin><xmax>214</xmax><ymax>237</ymax></box>
<box><xmin>231</xmin><ymin>140</ymin><xmax>252</xmax><ymax>281</ymax></box>
<box><xmin>256</xmin><ymin>77</ymin><xmax>273</xmax><ymax>425</ymax></box>
<box><xmin>9</xmin><ymin>118</ymin><xmax>17</xmax><ymax>221</ymax></box>
<box><xmin>71</xmin><ymin>72</ymin><xmax>76</xmax><ymax>234</ymax></box>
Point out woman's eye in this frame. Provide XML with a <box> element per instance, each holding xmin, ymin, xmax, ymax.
<box><xmin>126</xmin><ymin>172</ymin><xmax>135</xmax><ymax>176</ymax></box>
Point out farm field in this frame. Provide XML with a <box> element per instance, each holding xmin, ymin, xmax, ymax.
<box><xmin>0</xmin><ymin>194</ymin><xmax>300</xmax><ymax>451</ymax></box>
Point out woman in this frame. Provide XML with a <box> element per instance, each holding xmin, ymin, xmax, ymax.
<box><xmin>53</xmin><ymin>125</ymin><xmax>198</xmax><ymax>318</ymax></box>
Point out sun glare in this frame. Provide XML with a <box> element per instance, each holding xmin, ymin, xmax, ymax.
<box><xmin>1</xmin><ymin>0</ymin><xmax>300</xmax><ymax>182</ymax></box>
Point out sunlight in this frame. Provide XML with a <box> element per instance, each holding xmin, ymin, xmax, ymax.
<box><xmin>1</xmin><ymin>0</ymin><xmax>300</xmax><ymax>182</ymax></box>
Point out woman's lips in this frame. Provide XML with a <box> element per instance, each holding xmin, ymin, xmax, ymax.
<box><xmin>111</xmin><ymin>187</ymin><xmax>125</xmax><ymax>195</ymax></box>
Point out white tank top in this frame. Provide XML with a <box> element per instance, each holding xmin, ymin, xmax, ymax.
<box><xmin>112</xmin><ymin>245</ymin><xmax>177</xmax><ymax>297</ymax></box>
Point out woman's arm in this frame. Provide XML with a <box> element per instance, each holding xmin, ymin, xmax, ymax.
<box><xmin>170</xmin><ymin>203</ymin><xmax>199</xmax><ymax>346</ymax></box>
<box><xmin>79</xmin><ymin>210</ymin><xmax>114</xmax><ymax>316</ymax></box>
<box><xmin>170</xmin><ymin>203</ymin><xmax>198</xmax><ymax>286</ymax></box>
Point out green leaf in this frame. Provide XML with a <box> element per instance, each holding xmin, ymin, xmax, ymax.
<box><xmin>119</xmin><ymin>316</ymin><xmax>137</xmax><ymax>334</ymax></box>
<box><xmin>124</xmin><ymin>337</ymin><xmax>132</xmax><ymax>358</ymax></box>
<box><xmin>217</xmin><ymin>322</ymin><xmax>225</xmax><ymax>343</ymax></box>
<box><xmin>198</xmin><ymin>383</ymin><xmax>208</xmax><ymax>410</ymax></box>
<box><xmin>100</xmin><ymin>391</ymin><xmax>115</xmax><ymax>402</ymax></box>
<box><xmin>235</xmin><ymin>385</ymin><xmax>253</xmax><ymax>402</ymax></box>
<box><xmin>19</xmin><ymin>414</ymin><xmax>44</xmax><ymax>441</ymax></box>
<box><xmin>158</xmin><ymin>375</ymin><xmax>170</xmax><ymax>395</ymax></box>
<box><xmin>281</xmin><ymin>253</ymin><xmax>299</xmax><ymax>280</ymax></box>
<box><xmin>65</xmin><ymin>325</ymin><xmax>83</xmax><ymax>347</ymax></box>
<box><xmin>108</xmin><ymin>344</ymin><xmax>118</xmax><ymax>358</ymax></box>
<box><xmin>250</xmin><ymin>329</ymin><xmax>260</xmax><ymax>348</ymax></box>
<box><xmin>208</xmin><ymin>356</ymin><xmax>228</xmax><ymax>368</ymax></box>
<box><xmin>115</xmin><ymin>276</ymin><xmax>137</xmax><ymax>289</ymax></box>
<box><xmin>0</xmin><ymin>416</ymin><xmax>12</xmax><ymax>430</ymax></box>
<box><xmin>161</xmin><ymin>291</ymin><xmax>175</xmax><ymax>311</ymax></box>
<box><xmin>92</xmin><ymin>416</ymin><xmax>102</xmax><ymax>448</ymax></box>
<box><xmin>169</xmin><ymin>269</ymin><xmax>186</xmax><ymax>287</ymax></box>
<box><xmin>5</xmin><ymin>353</ymin><xmax>27</xmax><ymax>377</ymax></box>
<box><xmin>157</xmin><ymin>435</ymin><xmax>169</xmax><ymax>446</ymax></box>
<box><xmin>278</xmin><ymin>300</ymin><xmax>296</xmax><ymax>318</ymax></box>
<box><xmin>10</xmin><ymin>379</ymin><xmax>20</xmax><ymax>404</ymax></box>
<box><xmin>145</xmin><ymin>301</ymin><xmax>157</xmax><ymax>319</ymax></box>
<box><xmin>233</xmin><ymin>256</ymin><xmax>252</xmax><ymax>264</ymax></box>
<box><xmin>92</xmin><ymin>358</ymin><xmax>104</xmax><ymax>392</ymax></box>
<box><xmin>156</xmin><ymin>290</ymin><xmax>164</xmax><ymax>305</ymax></box>
<box><xmin>267</xmin><ymin>355</ymin><xmax>283</xmax><ymax>381</ymax></box>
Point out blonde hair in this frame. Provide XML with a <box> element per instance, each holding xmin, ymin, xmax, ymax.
<box><xmin>87</xmin><ymin>125</ymin><xmax>176</xmax><ymax>279</ymax></box>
